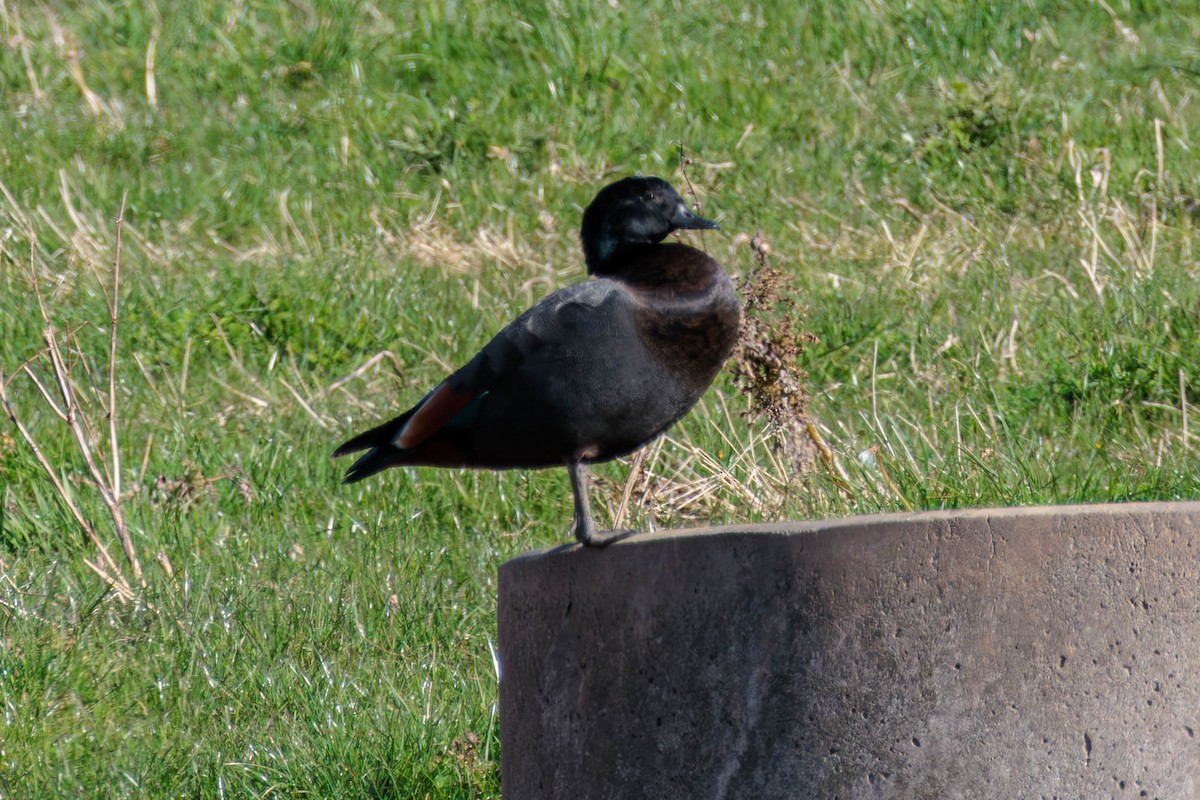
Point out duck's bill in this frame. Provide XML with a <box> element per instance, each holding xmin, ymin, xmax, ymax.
<box><xmin>670</xmin><ymin>202</ymin><xmax>720</xmax><ymax>231</ymax></box>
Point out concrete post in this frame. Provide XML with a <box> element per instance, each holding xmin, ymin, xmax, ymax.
<box><xmin>498</xmin><ymin>503</ymin><xmax>1200</xmax><ymax>799</ymax></box>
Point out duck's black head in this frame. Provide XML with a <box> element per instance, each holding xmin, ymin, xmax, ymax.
<box><xmin>580</xmin><ymin>176</ymin><xmax>719</xmax><ymax>274</ymax></box>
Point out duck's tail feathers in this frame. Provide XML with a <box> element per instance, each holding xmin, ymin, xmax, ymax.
<box><xmin>333</xmin><ymin>415</ymin><xmax>403</xmax><ymax>458</ymax></box>
<box><xmin>342</xmin><ymin>447</ymin><xmax>402</xmax><ymax>484</ymax></box>
<box><xmin>333</xmin><ymin>412</ymin><xmax>414</xmax><ymax>484</ymax></box>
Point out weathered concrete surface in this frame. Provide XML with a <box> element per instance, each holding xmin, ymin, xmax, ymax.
<box><xmin>498</xmin><ymin>503</ymin><xmax>1200</xmax><ymax>800</ymax></box>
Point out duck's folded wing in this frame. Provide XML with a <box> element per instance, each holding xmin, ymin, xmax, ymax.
<box><xmin>396</xmin><ymin>279</ymin><xmax>628</xmax><ymax>447</ymax></box>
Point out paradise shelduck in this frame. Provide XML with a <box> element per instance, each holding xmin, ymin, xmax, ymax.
<box><xmin>334</xmin><ymin>176</ymin><xmax>740</xmax><ymax>546</ymax></box>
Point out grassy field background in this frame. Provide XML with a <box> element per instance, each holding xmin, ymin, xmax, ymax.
<box><xmin>2</xmin><ymin>0</ymin><xmax>1199</xmax><ymax>796</ymax></box>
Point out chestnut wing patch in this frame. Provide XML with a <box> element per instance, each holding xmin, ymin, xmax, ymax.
<box><xmin>396</xmin><ymin>383</ymin><xmax>477</xmax><ymax>449</ymax></box>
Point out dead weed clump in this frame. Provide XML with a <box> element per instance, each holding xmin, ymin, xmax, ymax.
<box><xmin>153</xmin><ymin>459</ymin><xmax>253</xmax><ymax>511</ymax></box>
<box><xmin>731</xmin><ymin>232</ymin><xmax>820</xmax><ymax>473</ymax></box>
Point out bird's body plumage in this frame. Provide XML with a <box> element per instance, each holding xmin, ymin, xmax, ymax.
<box><xmin>335</xmin><ymin>177</ymin><xmax>739</xmax><ymax>546</ymax></box>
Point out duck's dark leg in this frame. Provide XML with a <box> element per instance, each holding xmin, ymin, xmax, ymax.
<box><xmin>567</xmin><ymin>460</ymin><xmax>634</xmax><ymax>548</ymax></box>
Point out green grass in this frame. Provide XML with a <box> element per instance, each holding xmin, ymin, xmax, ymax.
<box><xmin>2</xmin><ymin>0</ymin><xmax>1200</xmax><ymax>796</ymax></box>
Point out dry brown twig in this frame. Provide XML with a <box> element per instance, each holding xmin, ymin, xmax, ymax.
<box><xmin>0</xmin><ymin>194</ymin><xmax>145</xmax><ymax>601</ymax></box>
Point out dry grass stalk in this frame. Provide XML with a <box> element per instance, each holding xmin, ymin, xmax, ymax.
<box><xmin>593</xmin><ymin>406</ymin><xmax>798</xmax><ymax>531</ymax></box>
<box><xmin>0</xmin><ymin>195</ymin><xmax>145</xmax><ymax>599</ymax></box>
<box><xmin>145</xmin><ymin>28</ymin><xmax>159</xmax><ymax>110</ymax></box>
<box><xmin>50</xmin><ymin>14</ymin><xmax>106</xmax><ymax>118</ymax></box>
<box><xmin>324</xmin><ymin>349</ymin><xmax>404</xmax><ymax>397</ymax></box>
<box><xmin>3</xmin><ymin>1</ymin><xmax>44</xmax><ymax>101</ymax></box>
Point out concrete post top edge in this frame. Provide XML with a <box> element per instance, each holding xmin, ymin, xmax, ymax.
<box><xmin>500</xmin><ymin>499</ymin><xmax>1200</xmax><ymax>568</ymax></box>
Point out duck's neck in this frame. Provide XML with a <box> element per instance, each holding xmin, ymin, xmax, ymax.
<box><xmin>588</xmin><ymin>243</ymin><xmax>722</xmax><ymax>290</ymax></box>
<box><xmin>582</xmin><ymin>232</ymin><xmax>619</xmax><ymax>273</ymax></box>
